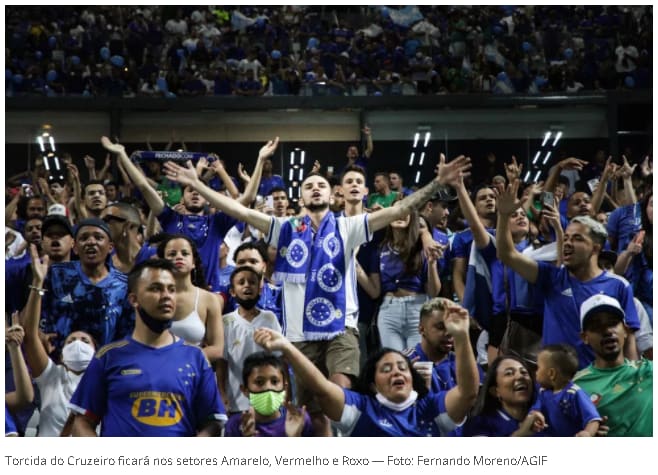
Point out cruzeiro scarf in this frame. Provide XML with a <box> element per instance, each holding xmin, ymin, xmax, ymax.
<box><xmin>273</xmin><ymin>213</ymin><xmax>346</xmax><ymax>340</ymax></box>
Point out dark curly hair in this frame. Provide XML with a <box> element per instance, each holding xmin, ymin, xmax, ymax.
<box><xmin>156</xmin><ymin>233</ymin><xmax>207</xmax><ymax>288</ymax></box>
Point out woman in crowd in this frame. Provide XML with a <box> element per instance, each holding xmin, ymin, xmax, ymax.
<box><xmin>251</xmin><ymin>300</ymin><xmax>479</xmax><ymax>437</ymax></box>
<box><xmin>377</xmin><ymin>199</ymin><xmax>441</xmax><ymax>351</ymax></box>
<box><xmin>156</xmin><ymin>234</ymin><xmax>224</xmax><ymax>363</ymax></box>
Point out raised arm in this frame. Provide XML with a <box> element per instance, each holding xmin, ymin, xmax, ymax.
<box><xmin>616</xmin><ymin>155</ymin><xmax>638</xmax><ymax>207</ymax></box>
<box><xmin>5</xmin><ymin>313</ymin><xmax>35</xmax><ymax>411</ymax></box>
<box><xmin>101</xmin><ymin>136</ymin><xmax>165</xmax><ymax>216</ymax></box>
<box><xmin>201</xmin><ymin>291</ymin><xmax>225</xmax><ymax>364</ymax></box>
<box><xmin>20</xmin><ymin>245</ymin><xmax>51</xmax><ymax>378</ymax></box>
<box><xmin>450</xmin><ymin>167</ymin><xmax>491</xmax><ymax>250</ymax></box>
<box><xmin>253</xmin><ymin>328</ymin><xmax>345</xmax><ymax>422</ymax></box>
<box><xmin>162</xmin><ymin>160</ymin><xmax>272</xmax><ymax>234</ymax></box>
<box><xmin>367</xmin><ymin>154</ymin><xmax>471</xmax><ymax>232</ymax></box>
<box><xmin>68</xmin><ymin>163</ymin><xmax>88</xmax><ymax>219</ymax></box>
<box><xmin>591</xmin><ymin>157</ymin><xmax>617</xmax><ymax>214</ymax></box>
<box><xmin>206</xmin><ymin>158</ymin><xmax>240</xmax><ymax>199</ymax></box>
<box><xmin>443</xmin><ymin>305</ymin><xmax>479</xmax><ymax>422</ymax></box>
<box><xmin>363</xmin><ymin>126</ymin><xmax>373</xmax><ymax>159</ymax></box>
<box><xmin>544</xmin><ymin>157</ymin><xmax>588</xmax><ymax>196</ymax></box>
<box><xmin>495</xmin><ymin>180</ymin><xmax>539</xmax><ymax>283</ymax></box>
<box><xmin>238</xmin><ymin>138</ymin><xmax>279</xmax><ymax>206</ymax></box>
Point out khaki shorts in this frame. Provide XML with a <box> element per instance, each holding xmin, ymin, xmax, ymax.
<box><xmin>292</xmin><ymin>327</ymin><xmax>360</xmax><ymax>412</ymax></box>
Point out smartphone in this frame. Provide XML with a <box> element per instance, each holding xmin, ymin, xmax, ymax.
<box><xmin>587</xmin><ymin>178</ymin><xmax>600</xmax><ymax>193</ymax></box>
<box><xmin>21</xmin><ymin>184</ymin><xmax>33</xmax><ymax>197</ymax></box>
<box><xmin>541</xmin><ymin>191</ymin><xmax>554</xmax><ymax>207</ymax></box>
<box><xmin>265</xmin><ymin>195</ymin><xmax>274</xmax><ymax>208</ymax></box>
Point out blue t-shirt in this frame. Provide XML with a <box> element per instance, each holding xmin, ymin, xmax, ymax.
<box><xmin>217</xmin><ymin>265</ymin><xmax>235</xmax><ymax>292</ymax></box>
<box><xmin>336</xmin><ymin>388</ymin><xmax>457</xmax><ymax>437</ymax></box>
<box><xmin>606</xmin><ymin>203</ymin><xmax>642</xmax><ymax>253</ymax></box>
<box><xmin>41</xmin><ymin>261</ymin><xmax>132</xmax><ymax>352</ymax></box>
<box><xmin>379</xmin><ymin>244</ymin><xmax>428</xmax><ymax>294</ymax></box>
<box><xmin>5</xmin><ymin>405</ymin><xmax>18</xmax><ymax>436</ymax></box>
<box><xmin>224</xmin><ymin>406</ymin><xmax>314</xmax><ymax>437</ymax></box>
<box><xmin>158</xmin><ymin>206</ymin><xmax>237</xmax><ymax>292</ymax></box>
<box><xmin>258</xmin><ymin>175</ymin><xmax>286</xmax><ymax>197</ymax></box>
<box><xmin>356</xmin><ymin>230</ymin><xmax>382</xmax><ymax>325</ymax></box>
<box><xmin>451</xmin><ymin>227</ymin><xmax>496</xmax><ymax>260</ymax></box>
<box><xmin>535</xmin><ymin>263</ymin><xmax>640</xmax><ymax>368</ymax></box>
<box><xmin>5</xmin><ymin>254</ymin><xmax>32</xmax><ymax>314</ymax></box>
<box><xmin>69</xmin><ymin>337</ymin><xmax>226</xmax><ymax>436</ymax></box>
<box><xmin>531</xmin><ymin>382</ymin><xmax>601</xmax><ymax>437</ymax></box>
<box><xmin>463</xmin><ymin>408</ymin><xmax>523</xmax><ymax>437</ymax></box>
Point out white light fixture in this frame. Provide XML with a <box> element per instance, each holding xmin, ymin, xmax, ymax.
<box><xmin>542</xmin><ymin>151</ymin><xmax>552</xmax><ymax>165</ymax></box>
<box><xmin>423</xmin><ymin>132</ymin><xmax>431</xmax><ymax>148</ymax></box>
<box><xmin>289</xmin><ymin>169</ymin><xmax>294</xmax><ymax>181</ymax></box>
<box><xmin>419</xmin><ymin>152</ymin><xmax>425</xmax><ymax>166</ymax></box>
<box><xmin>552</xmin><ymin>131</ymin><xmax>562</xmax><ymax>147</ymax></box>
<box><xmin>533</xmin><ymin>170</ymin><xmax>542</xmax><ymax>182</ymax></box>
<box><xmin>289</xmin><ymin>151</ymin><xmax>295</xmax><ymax>165</ymax></box>
<box><xmin>301</xmin><ymin>151</ymin><xmax>305</xmax><ymax>166</ymax></box>
<box><xmin>523</xmin><ymin>170</ymin><xmax>531</xmax><ymax>182</ymax></box>
<box><xmin>37</xmin><ymin>136</ymin><xmax>45</xmax><ymax>152</ymax></box>
<box><xmin>415</xmin><ymin>170</ymin><xmax>421</xmax><ymax>184</ymax></box>
<box><xmin>413</xmin><ymin>133</ymin><xmax>420</xmax><ymax>149</ymax></box>
<box><xmin>298</xmin><ymin>168</ymin><xmax>303</xmax><ymax>180</ymax></box>
<box><xmin>409</xmin><ymin>152</ymin><xmax>415</xmax><ymax>166</ymax></box>
<box><xmin>541</xmin><ymin>131</ymin><xmax>551</xmax><ymax>147</ymax></box>
<box><xmin>532</xmin><ymin>151</ymin><xmax>541</xmax><ymax>165</ymax></box>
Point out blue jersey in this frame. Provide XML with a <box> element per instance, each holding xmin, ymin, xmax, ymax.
<box><xmin>5</xmin><ymin>255</ymin><xmax>31</xmax><ymax>314</ymax></box>
<box><xmin>224</xmin><ymin>407</ymin><xmax>314</xmax><ymax>437</ymax></box>
<box><xmin>451</xmin><ymin>228</ymin><xmax>496</xmax><ymax>260</ymax></box>
<box><xmin>607</xmin><ymin>203</ymin><xmax>642</xmax><ymax>253</ymax></box>
<box><xmin>5</xmin><ymin>405</ymin><xmax>18</xmax><ymax>436</ymax></box>
<box><xmin>379</xmin><ymin>244</ymin><xmax>428</xmax><ymax>294</ymax></box>
<box><xmin>158</xmin><ymin>206</ymin><xmax>237</xmax><ymax>292</ymax></box>
<box><xmin>535</xmin><ymin>263</ymin><xmax>640</xmax><ymax>368</ymax></box>
<box><xmin>41</xmin><ymin>261</ymin><xmax>132</xmax><ymax>352</ymax></box>
<box><xmin>69</xmin><ymin>336</ymin><xmax>226</xmax><ymax>436</ymax></box>
<box><xmin>463</xmin><ymin>408</ymin><xmax>523</xmax><ymax>437</ymax></box>
<box><xmin>258</xmin><ymin>175</ymin><xmax>286</xmax><ymax>197</ymax></box>
<box><xmin>356</xmin><ymin>230</ymin><xmax>382</xmax><ymax>325</ymax></box>
<box><xmin>336</xmin><ymin>389</ymin><xmax>458</xmax><ymax>437</ymax></box>
<box><xmin>217</xmin><ymin>265</ymin><xmax>235</xmax><ymax>292</ymax></box>
<box><xmin>531</xmin><ymin>382</ymin><xmax>601</xmax><ymax>437</ymax></box>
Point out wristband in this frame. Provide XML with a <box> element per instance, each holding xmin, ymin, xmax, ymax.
<box><xmin>29</xmin><ymin>285</ymin><xmax>47</xmax><ymax>296</ymax></box>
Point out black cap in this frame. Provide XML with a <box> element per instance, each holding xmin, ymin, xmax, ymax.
<box><xmin>74</xmin><ymin>217</ymin><xmax>111</xmax><ymax>240</ymax></box>
<box><xmin>42</xmin><ymin>215</ymin><xmax>73</xmax><ymax>237</ymax></box>
<box><xmin>430</xmin><ymin>187</ymin><xmax>457</xmax><ymax>203</ymax></box>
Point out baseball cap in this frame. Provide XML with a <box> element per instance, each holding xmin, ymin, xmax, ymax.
<box><xmin>430</xmin><ymin>187</ymin><xmax>457</xmax><ymax>203</ymax></box>
<box><xmin>42</xmin><ymin>215</ymin><xmax>73</xmax><ymax>237</ymax></box>
<box><xmin>579</xmin><ymin>294</ymin><xmax>625</xmax><ymax>331</ymax></box>
<box><xmin>48</xmin><ymin>203</ymin><xmax>67</xmax><ymax>216</ymax></box>
<box><xmin>74</xmin><ymin>217</ymin><xmax>111</xmax><ymax>240</ymax></box>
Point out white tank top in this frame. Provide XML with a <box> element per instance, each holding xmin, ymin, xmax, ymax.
<box><xmin>170</xmin><ymin>288</ymin><xmax>205</xmax><ymax>345</ymax></box>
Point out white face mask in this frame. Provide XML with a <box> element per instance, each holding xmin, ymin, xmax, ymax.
<box><xmin>62</xmin><ymin>340</ymin><xmax>94</xmax><ymax>372</ymax></box>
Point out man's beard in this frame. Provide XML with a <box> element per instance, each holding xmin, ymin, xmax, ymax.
<box><xmin>306</xmin><ymin>202</ymin><xmax>329</xmax><ymax>213</ymax></box>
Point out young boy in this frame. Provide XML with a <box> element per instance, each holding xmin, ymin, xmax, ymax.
<box><xmin>224</xmin><ymin>352</ymin><xmax>313</xmax><ymax>437</ymax></box>
<box><xmin>531</xmin><ymin>344</ymin><xmax>602</xmax><ymax>436</ymax></box>
<box><xmin>219</xmin><ymin>266</ymin><xmax>282</xmax><ymax>415</ymax></box>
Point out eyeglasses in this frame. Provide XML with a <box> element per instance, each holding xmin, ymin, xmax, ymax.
<box><xmin>102</xmin><ymin>214</ymin><xmax>127</xmax><ymax>224</ymax></box>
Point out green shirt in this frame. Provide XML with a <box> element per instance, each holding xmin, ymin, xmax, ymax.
<box><xmin>573</xmin><ymin>359</ymin><xmax>653</xmax><ymax>437</ymax></box>
<box><xmin>367</xmin><ymin>191</ymin><xmax>399</xmax><ymax>209</ymax></box>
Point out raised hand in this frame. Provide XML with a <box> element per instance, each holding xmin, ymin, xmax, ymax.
<box><xmin>443</xmin><ymin>305</ymin><xmax>470</xmax><ymax>339</ymax></box>
<box><xmin>494</xmin><ymin>179</ymin><xmax>525</xmax><ymax>216</ymax></box>
<box><xmin>162</xmin><ymin>160</ymin><xmax>200</xmax><ymax>188</ymax></box>
<box><xmin>284</xmin><ymin>402</ymin><xmax>307</xmax><ymax>437</ymax></box>
<box><xmin>640</xmin><ymin>155</ymin><xmax>652</xmax><ymax>177</ymax></box>
<box><xmin>436</xmin><ymin>153</ymin><xmax>472</xmax><ymax>187</ymax></box>
<box><xmin>311</xmin><ymin>160</ymin><xmax>321</xmax><ymax>174</ymax></box>
<box><xmin>5</xmin><ymin>312</ymin><xmax>25</xmax><ymax>347</ymax></box>
<box><xmin>67</xmin><ymin>163</ymin><xmax>80</xmax><ymax>182</ymax></box>
<box><xmin>29</xmin><ymin>244</ymin><xmax>49</xmax><ymax>284</ymax></box>
<box><xmin>101</xmin><ymin>136</ymin><xmax>126</xmax><ymax>155</ymax></box>
<box><xmin>237</xmin><ymin>163</ymin><xmax>251</xmax><ymax>182</ymax></box>
<box><xmin>258</xmin><ymin>137</ymin><xmax>280</xmax><ymax>161</ymax></box>
<box><xmin>362</xmin><ymin>126</ymin><xmax>371</xmax><ymax>136</ymax></box>
<box><xmin>83</xmin><ymin>155</ymin><xmax>96</xmax><ymax>170</ymax></box>
<box><xmin>504</xmin><ymin>155</ymin><xmax>523</xmax><ymax>183</ymax></box>
<box><xmin>558</xmin><ymin>157</ymin><xmax>588</xmax><ymax>171</ymax></box>
<box><xmin>239</xmin><ymin>407</ymin><xmax>258</xmax><ymax>437</ymax></box>
<box><xmin>617</xmin><ymin>155</ymin><xmax>637</xmax><ymax>180</ymax></box>
<box><xmin>253</xmin><ymin>328</ymin><xmax>288</xmax><ymax>352</ymax></box>
<box><xmin>540</xmin><ymin>203</ymin><xmax>562</xmax><ymax>234</ymax></box>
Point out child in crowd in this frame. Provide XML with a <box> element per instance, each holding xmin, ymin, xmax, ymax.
<box><xmin>531</xmin><ymin>344</ymin><xmax>602</xmax><ymax>436</ymax></box>
<box><xmin>218</xmin><ymin>266</ymin><xmax>282</xmax><ymax>415</ymax></box>
<box><xmin>224</xmin><ymin>352</ymin><xmax>313</xmax><ymax>437</ymax></box>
